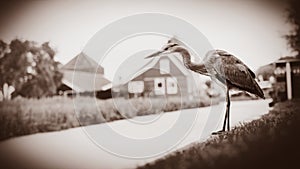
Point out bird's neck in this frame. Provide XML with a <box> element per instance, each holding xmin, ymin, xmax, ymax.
<box><xmin>180</xmin><ymin>50</ymin><xmax>192</xmax><ymax>68</ymax></box>
<box><xmin>177</xmin><ymin>48</ymin><xmax>208</xmax><ymax>75</ymax></box>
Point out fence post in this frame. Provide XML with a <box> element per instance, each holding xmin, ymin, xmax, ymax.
<box><xmin>286</xmin><ymin>62</ymin><xmax>292</xmax><ymax>100</ymax></box>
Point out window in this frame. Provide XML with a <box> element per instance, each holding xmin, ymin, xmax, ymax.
<box><xmin>128</xmin><ymin>81</ymin><xmax>144</xmax><ymax>93</ymax></box>
<box><xmin>154</xmin><ymin>77</ymin><xmax>165</xmax><ymax>95</ymax></box>
<box><xmin>166</xmin><ymin>77</ymin><xmax>178</xmax><ymax>94</ymax></box>
<box><xmin>159</xmin><ymin>59</ymin><xmax>170</xmax><ymax>74</ymax></box>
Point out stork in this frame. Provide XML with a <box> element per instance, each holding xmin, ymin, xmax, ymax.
<box><xmin>145</xmin><ymin>41</ymin><xmax>265</xmax><ymax>134</ymax></box>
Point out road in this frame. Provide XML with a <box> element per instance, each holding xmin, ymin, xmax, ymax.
<box><xmin>0</xmin><ymin>99</ymin><xmax>271</xmax><ymax>169</ymax></box>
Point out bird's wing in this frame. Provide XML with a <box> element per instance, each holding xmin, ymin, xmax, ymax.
<box><xmin>215</xmin><ymin>50</ymin><xmax>256</xmax><ymax>78</ymax></box>
<box><xmin>211</xmin><ymin>50</ymin><xmax>264</xmax><ymax>98</ymax></box>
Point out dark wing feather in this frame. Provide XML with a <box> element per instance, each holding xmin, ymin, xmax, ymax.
<box><xmin>216</xmin><ymin>50</ymin><xmax>256</xmax><ymax>78</ymax></box>
<box><xmin>247</xmin><ymin>67</ymin><xmax>256</xmax><ymax>78</ymax></box>
<box><xmin>223</xmin><ymin>63</ymin><xmax>264</xmax><ymax>98</ymax></box>
<box><xmin>214</xmin><ymin>50</ymin><xmax>264</xmax><ymax>98</ymax></box>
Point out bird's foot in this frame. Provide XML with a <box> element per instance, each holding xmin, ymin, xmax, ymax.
<box><xmin>212</xmin><ymin>130</ymin><xmax>225</xmax><ymax>135</ymax></box>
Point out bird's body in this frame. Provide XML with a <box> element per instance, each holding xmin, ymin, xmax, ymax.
<box><xmin>182</xmin><ymin>49</ymin><xmax>264</xmax><ymax>99</ymax></box>
<box><xmin>146</xmin><ymin>40</ymin><xmax>265</xmax><ymax>133</ymax></box>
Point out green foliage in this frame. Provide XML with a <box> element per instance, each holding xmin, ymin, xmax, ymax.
<box><xmin>138</xmin><ymin>99</ymin><xmax>300</xmax><ymax>169</ymax></box>
<box><xmin>0</xmin><ymin>39</ymin><xmax>62</xmax><ymax>98</ymax></box>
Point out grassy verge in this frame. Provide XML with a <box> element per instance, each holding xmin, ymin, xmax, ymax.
<box><xmin>0</xmin><ymin>96</ymin><xmax>217</xmax><ymax>141</ymax></box>
<box><xmin>138</xmin><ymin>99</ymin><xmax>300</xmax><ymax>169</ymax></box>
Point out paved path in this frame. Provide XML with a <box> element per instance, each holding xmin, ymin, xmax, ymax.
<box><xmin>0</xmin><ymin>99</ymin><xmax>271</xmax><ymax>169</ymax></box>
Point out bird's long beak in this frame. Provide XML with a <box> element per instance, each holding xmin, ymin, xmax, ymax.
<box><xmin>145</xmin><ymin>50</ymin><xmax>165</xmax><ymax>59</ymax></box>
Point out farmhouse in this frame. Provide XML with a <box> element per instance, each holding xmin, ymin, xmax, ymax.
<box><xmin>58</xmin><ymin>52</ymin><xmax>111</xmax><ymax>97</ymax></box>
<box><xmin>118</xmin><ymin>54</ymin><xmax>200</xmax><ymax>100</ymax></box>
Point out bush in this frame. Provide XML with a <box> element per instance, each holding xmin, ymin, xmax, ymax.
<box><xmin>0</xmin><ymin>96</ymin><xmax>78</xmax><ymax>140</ymax></box>
<box><xmin>0</xmin><ymin>95</ymin><xmax>217</xmax><ymax>141</ymax></box>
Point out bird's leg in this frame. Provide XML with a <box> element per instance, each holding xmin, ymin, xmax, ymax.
<box><xmin>221</xmin><ymin>89</ymin><xmax>231</xmax><ymax>131</ymax></box>
<box><xmin>222</xmin><ymin>105</ymin><xmax>228</xmax><ymax>132</ymax></box>
<box><xmin>226</xmin><ymin>89</ymin><xmax>230</xmax><ymax>131</ymax></box>
<box><xmin>212</xmin><ymin>109</ymin><xmax>227</xmax><ymax>135</ymax></box>
<box><xmin>212</xmin><ymin>90</ymin><xmax>229</xmax><ymax>135</ymax></box>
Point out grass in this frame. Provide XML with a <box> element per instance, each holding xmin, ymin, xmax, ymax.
<box><xmin>0</xmin><ymin>95</ymin><xmax>217</xmax><ymax>141</ymax></box>
<box><xmin>138</xmin><ymin>99</ymin><xmax>300</xmax><ymax>169</ymax></box>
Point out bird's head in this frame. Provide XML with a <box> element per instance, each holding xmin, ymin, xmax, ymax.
<box><xmin>145</xmin><ymin>42</ymin><xmax>181</xmax><ymax>59</ymax></box>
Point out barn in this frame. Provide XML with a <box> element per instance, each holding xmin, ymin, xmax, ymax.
<box><xmin>118</xmin><ymin>54</ymin><xmax>200</xmax><ymax>100</ymax></box>
<box><xmin>57</xmin><ymin>52</ymin><xmax>111</xmax><ymax>98</ymax></box>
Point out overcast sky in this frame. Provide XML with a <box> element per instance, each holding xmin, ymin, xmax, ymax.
<box><xmin>0</xmin><ymin>0</ymin><xmax>293</xmax><ymax>80</ymax></box>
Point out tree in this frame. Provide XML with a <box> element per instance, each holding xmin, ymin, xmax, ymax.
<box><xmin>0</xmin><ymin>39</ymin><xmax>62</xmax><ymax>98</ymax></box>
<box><xmin>286</xmin><ymin>0</ymin><xmax>300</xmax><ymax>57</ymax></box>
<box><xmin>0</xmin><ymin>40</ymin><xmax>8</xmax><ymax>59</ymax></box>
<box><xmin>256</xmin><ymin>64</ymin><xmax>275</xmax><ymax>81</ymax></box>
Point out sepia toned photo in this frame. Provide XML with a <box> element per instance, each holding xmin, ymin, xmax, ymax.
<box><xmin>0</xmin><ymin>1</ymin><xmax>299</xmax><ymax>169</ymax></box>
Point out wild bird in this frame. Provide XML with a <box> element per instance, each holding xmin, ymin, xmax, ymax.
<box><xmin>145</xmin><ymin>41</ymin><xmax>265</xmax><ymax>134</ymax></box>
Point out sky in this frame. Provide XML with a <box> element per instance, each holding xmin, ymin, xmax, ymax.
<box><xmin>0</xmin><ymin>0</ymin><xmax>293</xmax><ymax>81</ymax></box>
